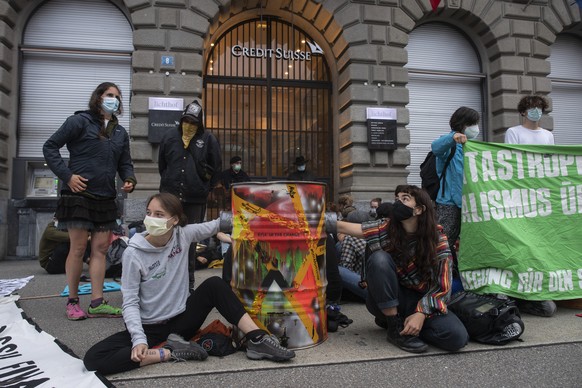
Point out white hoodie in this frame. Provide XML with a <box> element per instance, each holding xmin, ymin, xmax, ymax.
<box><xmin>121</xmin><ymin>219</ymin><xmax>220</xmax><ymax>348</ymax></box>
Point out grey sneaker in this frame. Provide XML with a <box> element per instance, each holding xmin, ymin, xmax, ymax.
<box><xmin>246</xmin><ymin>334</ymin><xmax>295</xmax><ymax>361</ymax></box>
<box><xmin>165</xmin><ymin>333</ymin><xmax>208</xmax><ymax>361</ymax></box>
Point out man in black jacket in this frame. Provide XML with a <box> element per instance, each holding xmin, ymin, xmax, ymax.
<box><xmin>287</xmin><ymin>155</ymin><xmax>314</xmax><ymax>181</ymax></box>
<box><xmin>158</xmin><ymin>100</ymin><xmax>222</xmax><ymax>288</ymax></box>
<box><xmin>218</xmin><ymin>156</ymin><xmax>251</xmax><ymax>209</ymax></box>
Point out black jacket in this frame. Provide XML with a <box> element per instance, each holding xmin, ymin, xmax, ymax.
<box><xmin>287</xmin><ymin>169</ymin><xmax>315</xmax><ymax>181</ymax></box>
<box><xmin>43</xmin><ymin>111</ymin><xmax>136</xmax><ymax>198</ymax></box>
<box><xmin>220</xmin><ymin>168</ymin><xmax>251</xmax><ymax>190</ymax></box>
<box><xmin>158</xmin><ymin>126</ymin><xmax>222</xmax><ymax>204</ymax></box>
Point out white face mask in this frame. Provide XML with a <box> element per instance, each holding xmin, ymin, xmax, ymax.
<box><xmin>465</xmin><ymin>125</ymin><xmax>480</xmax><ymax>140</ymax></box>
<box><xmin>143</xmin><ymin>215</ymin><xmax>173</xmax><ymax>236</ymax></box>
<box><xmin>297</xmin><ymin>165</ymin><xmax>306</xmax><ymax>172</ymax></box>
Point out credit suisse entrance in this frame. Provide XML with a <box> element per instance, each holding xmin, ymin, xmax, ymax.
<box><xmin>204</xmin><ymin>17</ymin><xmax>332</xmax><ymax>212</ymax></box>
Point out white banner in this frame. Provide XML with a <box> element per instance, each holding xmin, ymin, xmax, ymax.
<box><xmin>0</xmin><ymin>297</ymin><xmax>109</xmax><ymax>387</ymax></box>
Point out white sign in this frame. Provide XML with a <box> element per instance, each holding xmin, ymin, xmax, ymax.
<box><xmin>148</xmin><ymin>97</ymin><xmax>184</xmax><ymax>111</ymax></box>
<box><xmin>0</xmin><ymin>297</ymin><xmax>107</xmax><ymax>387</ymax></box>
<box><xmin>366</xmin><ymin>107</ymin><xmax>397</xmax><ymax>120</ymax></box>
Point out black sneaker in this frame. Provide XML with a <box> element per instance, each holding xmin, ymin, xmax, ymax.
<box><xmin>246</xmin><ymin>334</ymin><xmax>296</xmax><ymax>361</ymax></box>
<box><xmin>165</xmin><ymin>333</ymin><xmax>208</xmax><ymax>361</ymax></box>
<box><xmin>515</xmin><ymin>299</ymin><xmax>557</xmax><ymax>317</ymax></box>
<box><xmin>385</xmin><ymin>315</ymin><xmax>428</xmax><ymax>354</ymax></box>
<box><xmin>374</xmin><ymin>315</ymin><xmax>388</xmax><ymax>329</ymax></box>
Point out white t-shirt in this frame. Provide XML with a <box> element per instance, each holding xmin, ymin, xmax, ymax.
<box><xmin>505</xmin><ymin>125</ymin><xmax>554</xmax><ymax>145</ymax></box>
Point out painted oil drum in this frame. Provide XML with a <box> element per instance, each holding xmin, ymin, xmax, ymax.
<box><xmin>230</xmin><ymin>181</ymin><xmax>327</xmax><ymax>349</ymax></box>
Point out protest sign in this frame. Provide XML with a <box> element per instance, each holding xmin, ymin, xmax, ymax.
<box><xmin>459</xmin><ymin>141</ymin><xmax>582</xmax><ymax>300</ymax></box>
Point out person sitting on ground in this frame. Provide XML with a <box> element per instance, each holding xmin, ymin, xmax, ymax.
<box><xmin>337</xmin><ymin>185</ymin><xmax>469</xmax><ymax>354</ymax></box>
<box><xmin>83</xmin><ymin>193</ymin><xmax>295</xmax><ymax>375</ymax></box>
<box><xmin>193</xmin><ymin>237</ymin><xmax>223</xmax><ymax>270</ymax></box>
<box><xmin>369</xmin><ymin>197</ymin><xmax>382</xmax><ymax>219</ymax></box>
<box><xmin>337</xmin><ymin>194</ymin><xmax>356</xmax><ymax>220</ymax></box>
<box><xmin>337</xmin><ymin>211</ymin><xmax>373</xmax><ymax>302</ymax></box>
<box><xmin>38</xmin><ymin>218</ymin><xmax>90</xmax><ymax>274</ymax></box>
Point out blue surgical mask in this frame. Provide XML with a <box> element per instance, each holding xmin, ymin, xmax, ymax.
<box><xmin>526</xmin><ymin>107</ymin><xmax>542</xmax><ymax>122</ymax></box>
<box><xmin>297</xmin><ymin>165</ymin><xmax>306</xmax><ymax>172</ymax></box>
<box><xmin>464</xmin><ymin>125</ymin><xmax>480</xmax><ymax>140</ymax></box>
<box><xmin>102</xmin><ymin>97</ymin><xmax>120</xmax><ymax>114</ymax></box>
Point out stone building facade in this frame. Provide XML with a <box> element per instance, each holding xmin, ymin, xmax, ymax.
<box><xmin>0</xmin><ymin>0</ymin><xmax>581</xmax><ymax>258</ymax></box>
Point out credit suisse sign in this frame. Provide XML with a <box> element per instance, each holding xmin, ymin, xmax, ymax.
<box><xmin>231</xmin><ymin>41</ymin><xmax>323</xmax><ymax>61</ymax></box>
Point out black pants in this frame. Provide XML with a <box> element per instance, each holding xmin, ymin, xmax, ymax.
<box><xmin>184</xmin><ymin>202</ymin><xmax>207</xmax><ymax>288</ymax></box>
<box><xmin>83</xmin><ymin>277</ymin><xmax>246</xmax><ymax>375</ymax></box>
<box><xmin>365</xmin><ymin>250</ymin><xmax>468</xmax><ymax>351</ymax></box>
<box><xmin>222</xmin><ymin>235</ymin><xmax>342</xmax><ymax>304</ymax></box>
<box><xmin>43</xmin><ymin>243</ymin><xmax>90</xmax><ymax>274</ymax></box>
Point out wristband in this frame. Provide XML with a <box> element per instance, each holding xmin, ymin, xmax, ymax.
<box><xmin>159</xmin><ymin>348</ymin><xmax>165</xmax><ymax>362</ymax></box>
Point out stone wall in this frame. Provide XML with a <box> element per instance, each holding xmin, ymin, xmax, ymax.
<box><xmin>0</xmin><ymin>0</ymin><xmax>580</xmax><ymax>258</ymax></box>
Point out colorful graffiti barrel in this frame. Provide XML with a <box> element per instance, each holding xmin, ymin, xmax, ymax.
<box><xmin>230</xmin><ymin>181</ymin><xmax>327</xmax><ymax>349</ymax></box>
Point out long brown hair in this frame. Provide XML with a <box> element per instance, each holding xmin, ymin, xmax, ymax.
<box><xmin>146</xmin><ymin>193</ymin><xmax>188</xmax><ymax>226</ymax></box>
<box><xmin>88</xmin><ymin>82</ymin><xmax>122</xmax><ymax>137</ymax></box>
<box><xmin>387</xmin><ymin>185</ymin><xmax>439</xmax><ymax>280</ymax></box>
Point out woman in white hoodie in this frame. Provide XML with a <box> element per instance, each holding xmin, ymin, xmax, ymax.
<box><xmin>84</xmin><ymin>193</ymin><xmax>295</xmax><ymax>375</ymax></box>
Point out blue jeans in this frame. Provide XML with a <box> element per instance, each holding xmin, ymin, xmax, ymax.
<box><xmin>339</xmin><ymin>266</ymin><xmax>367</xmax><ymax>301</ymax></box>
<box><xmin>365</xmin><ymin>250</ymin><xmax>468</xmax><ymax>351</ymax></box>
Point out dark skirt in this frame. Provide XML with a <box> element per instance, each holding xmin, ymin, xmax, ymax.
<box><xmin>55</xmin><ymin>191</ymin><xmax>119</xmax><ymax>232</ymax></box>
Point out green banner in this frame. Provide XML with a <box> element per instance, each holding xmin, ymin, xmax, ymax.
<box><xmin>459</xmin><ymin>141</ymin><xmax>582</xmax><ymax>300</ymax></box>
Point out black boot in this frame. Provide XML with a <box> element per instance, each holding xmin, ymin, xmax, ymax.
<box><xmin>385</xmin><ymin>315</ymin><xmax>428</xmax><ymax>353</ymax></box>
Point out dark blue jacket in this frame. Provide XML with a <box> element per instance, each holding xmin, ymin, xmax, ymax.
<box><xmin>43</xmin><ymin>111</ymin><xmax>136</xmax><ymax>198</ymax></box>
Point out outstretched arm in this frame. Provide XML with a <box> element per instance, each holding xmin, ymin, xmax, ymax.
<box><xmin>337</xmin><ymin>221</ymin><xmax>364</xmax><ymax>238</ymax></box>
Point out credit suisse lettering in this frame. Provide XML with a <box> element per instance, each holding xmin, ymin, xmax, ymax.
<box><xmin>232</xmin><ymin>45</ymin><xmax>311</xmax><ymax>61</ymax></box>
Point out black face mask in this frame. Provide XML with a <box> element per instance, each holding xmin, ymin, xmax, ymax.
<box><xmin>392</xmin><ymin>200</ymin><xmax>415</xmax><ymax>222</ymax></box>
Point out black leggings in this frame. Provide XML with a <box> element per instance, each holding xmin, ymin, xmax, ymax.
<box><xmin>83</xmin><ymin>276</ymin><xmax>247</xmax><ymax>375</ymax></box>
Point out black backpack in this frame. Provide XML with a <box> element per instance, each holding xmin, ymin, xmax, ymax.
<box><xmin>420</xmin><ymin>144</ymin><xmax>456</xmax><ymax>200</ymax></box>
<box><xmin>105</xmin><ymin>237</ymin><xmax>128</xmax><ymax>278</ymax></box>
<box><xmin>448</xmin><ymin>291</ymin><xmax>525</xmax><ymax>345</ymax></box>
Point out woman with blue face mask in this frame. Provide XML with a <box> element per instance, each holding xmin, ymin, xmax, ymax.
<box><xmin>430</xmin><ymin>106</ymin><xmax>480</xmax><ymax>279</ymax></box>
<box><xmin>505</xmin><ymin>95</ymin><xmax>554</xmax><ymax>145</ymax></box>
<box><xmin>43</xmin><ymin>82</ymin><xmax>137</xmax><ymax>321</ymax></box>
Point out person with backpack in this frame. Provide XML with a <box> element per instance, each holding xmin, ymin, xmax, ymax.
<box><xmin>430</xmin><ymin>107</ymin><xmax>480</xmax><ymax>276</ymax></box>
<box><xmin>83</xmin><ymin>193</ymin><xmax>295</xmax><ymax>375</ymax></box>
<box><xmin>335</xmin><ymin>185</ymin><xmax>469</xmax><ymax>353</ymax></box>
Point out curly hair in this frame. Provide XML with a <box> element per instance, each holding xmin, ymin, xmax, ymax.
<box><xmin>386</xmin><ymin>185</ymin><xmax>439</xmax><ymax>281</ymax></box>
<box><xmin>517</xmin><ymin>95</ymin><xmax>548</xmax><ymax>114</ymax></box>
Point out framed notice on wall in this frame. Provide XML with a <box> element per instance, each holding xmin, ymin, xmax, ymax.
<box><xmin>148</xmin><ymin>97</ymin><xmax>184</xmax><ymax>143</ymax></box>
<box><xmin>366</xmin><ymin>107</ymin><xmax>397</xmax><ymax>150</ymax></box>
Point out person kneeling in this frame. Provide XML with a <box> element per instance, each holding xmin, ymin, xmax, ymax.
<box><xmin>337</xmin><ymin>185</ymin><xmax>469</xmax><ymax>353</ymax></box>
<box><xmin>84</xmin><ymin>193</ymin><xmax>294</xmax><ymax>375</ymax></box>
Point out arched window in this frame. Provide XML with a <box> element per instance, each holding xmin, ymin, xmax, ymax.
<box><xmin>406</xmin><ymin>23</ymin><xmax>485</xmax><ymax>185</ymax></box>
<box><xmin>204</xmin><ymin>18</ymin><xmax>332</xmax><ymax>182</ymax></box>
<box><xmin>19</xmin><ymin>0</ymin><xmax>133</xmax><ymax>158</ymax></box>
<box><xmin>549</xmin><ymin>34</ymin><xmax>582</xmax><ymax>145</ymax></box>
